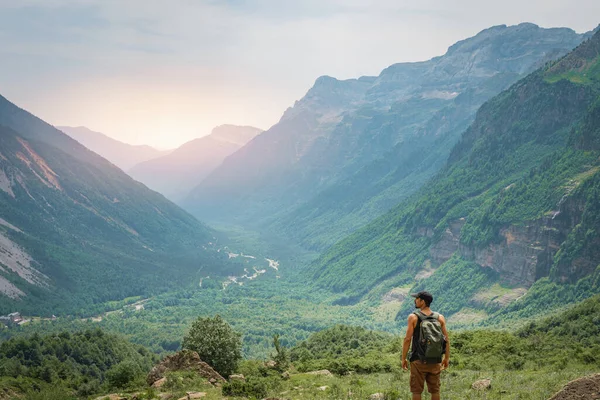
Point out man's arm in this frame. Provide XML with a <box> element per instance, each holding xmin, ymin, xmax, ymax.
<box><xmin>402</xmin><ymin>314</ymin><xmax>417</xmax><ymax>370</ymax></box>
<box><xmin>439</xmin><ymin>314</ymin><xmax>450</xmax><ymax>369</ymax></box>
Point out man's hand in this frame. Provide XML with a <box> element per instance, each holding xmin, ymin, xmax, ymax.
<box><xmin>442</xmin><ymin>357</ymin><xmax>449</xmax><ymax>370</ymax></box>
<box><xmin>402</xmin><ymin>359</ymin><xmax>409</xmax><ymax>371</ymax></box>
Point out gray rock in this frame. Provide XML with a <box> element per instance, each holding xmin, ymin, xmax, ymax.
<box><xmin>472</xmin><ymin>379</ymin><xmax>492</xmax><ymax>390</ymax></box>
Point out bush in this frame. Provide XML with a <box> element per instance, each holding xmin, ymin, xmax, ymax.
<box><xmin>222</xmin><ymin>377</ymin><xmax>268</xmax><ymax>398</ymax></box>
<box><xmin>106</xmin><ymin>360</ymin><xmax>142</xmax><ymax>388</ymax></box>
<box><xmin>182</xmin><ymin>315</ymin><xmax>242</xmax><ymax>377</ymax></box>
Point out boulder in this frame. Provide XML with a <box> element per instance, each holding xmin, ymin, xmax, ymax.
<box><xmin>93</xmin><ymin>395</ymin><xmax>127</xmax><ymax>400</ymax></box>
<box><xmin>147</xmin><ymin>350</ymin><xmax>226</xmax><ymax>386</ymax></box>
<box><xmin>151</xmin><ymin>377</ymin><xmax>167</xmax><ymax>388</ymax></box>
<box><xmin>306</xmin><ymin>369</ymin><xmax>333</xmax><ymax>377</ymax></box>
<box><xmin>281</xmin><ymin>371</ymin><xmax>290</xmax><ymax>380</ymax></box>
<box><xmin>472</xmin><ymin>379</ymin><xmax>492</xmax><ymax>390</ymax></box>
<box><xmin>317</xmin><ymin>386</ymin><xmax>329</xmax><ymax>391</ymax></box>
<box><xmin>187</xmin><ymin>392</ymin><xmax>207</xmax><ymax>399</ymax></box>
<box><xmin>265</xmin><ymin>360</ymin><xmax>277</xmax><ymax>368</ymax></box>
<box><xmin>229</xmin><ymin>374</ymin><xmax>245</xmax><ymax>381</ymax></box>
<box><xmin>370</xmin><ymin>393</ymin><xmax>385</xmax><ymax>400</ymax></box>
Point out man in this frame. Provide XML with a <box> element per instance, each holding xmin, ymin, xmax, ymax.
<box><xmin>402</xmin><ymin>291</ymin><xmax>450</xmax><ymax>400</ymax></box>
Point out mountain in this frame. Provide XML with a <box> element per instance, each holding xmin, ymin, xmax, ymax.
<box><xmin>129</xmin><ymin>125</ymin><xmax>262</xmax><ymax>202</ymax></box>
<box><xmin>0</xmin><ymin>95</ymin><xmax>238</xmax><ymax>316</ymax></box>
<box><xmin>185</xmin><ymin>23</ymin><xmax>588</xmax><ymax>251</ymax></box>
<box><xmin>306</xmin><ymin>28</ymin><xmax>600</xmax><ymax>322</ymax></box>
<box><xmin>58</xmin><ymin>126</ymin><xmax>170</xmax><ymax>171</ymax></box>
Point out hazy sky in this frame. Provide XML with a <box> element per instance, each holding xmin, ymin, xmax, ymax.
<box><xmin>0</xmin><ymin>1</ymin><xmax>598</xmax><ymax>149</ymax></box>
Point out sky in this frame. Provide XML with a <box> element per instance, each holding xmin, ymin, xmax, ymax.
<box><xmin>0</xmin><ymin>1</ymin><xmax>599</xmax><ymax>149</ymax></box>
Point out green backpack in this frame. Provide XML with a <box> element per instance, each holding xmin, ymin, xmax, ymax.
<box><xmin>414</xmin><ymin>311</ymin><xmax>446</xmax><ymax>363</ymax></box>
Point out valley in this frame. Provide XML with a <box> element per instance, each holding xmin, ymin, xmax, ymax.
<box><xmin>0</xmin><ymin>16</ymin><xmax>600</xmax><ymax>400</ymax></box>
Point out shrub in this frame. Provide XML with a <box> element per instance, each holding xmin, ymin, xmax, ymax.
<box><xmin>106</xmin><ymin>360</ymin><xmax>142</xmax><ymax>388</ymax></box>
<box><xmin>182</xmin><ymin>315</ymin><xmax>242</xmax><ymax>377</ymax></box>
<box><xmin>222</xmin><ymin>377</ymin><xmax>268</xmax><ymax>398</ymax></box>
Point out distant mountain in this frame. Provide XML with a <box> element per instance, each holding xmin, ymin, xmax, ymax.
<box><xmin>185</xmin><ymin>23</ymin><xmax>588</xmax><ymax>251</ymax></box>
<box><xmin>129</xmin><ymin>125</ymin><xmax>262</xmax><ymax>202</ymax></box>
<box><xmin>308</xmin><ymin>28</ymin><xmax>600</xmax><ymax>321</ymax></box>
<box><xmin>58</xmin><ymin>126</ymin><xmax>170</xmax><ymax>171</ymax></box>
<box><xmin>0</xmin><ymin>95</ymin><xmax>238</xmax><ymax>316</ymax></box>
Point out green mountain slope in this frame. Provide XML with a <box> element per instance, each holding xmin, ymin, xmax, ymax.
<box><xmin>185</xmin><ymin>24</ymin><xmax>587</xmax><ymax>253</ymax></box>
<box><xmin>307</xmin><ymin>29</ymin><xmax>600</xmax><ymax>319</ymax></box>
<box><xmin>0</xmin><ymin>96</ymin><xmax>234</xmax><ymax>316</ymax></box>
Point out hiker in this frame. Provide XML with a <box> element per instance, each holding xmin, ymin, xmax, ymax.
<box><xmin>401</xmin><ymin>291</ymin><xmax>449</xmax><ymax>400</ymax></box>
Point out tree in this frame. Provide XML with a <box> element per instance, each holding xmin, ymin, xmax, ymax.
<box><xmin>271</xmin><ymin>334</ymin><xmax>290</xmax><ymax>372</ymax></box>
<box><xmin>182</xmin><ymin>315</ymin><xmax>242</xmax><ymax>377</ymax></box>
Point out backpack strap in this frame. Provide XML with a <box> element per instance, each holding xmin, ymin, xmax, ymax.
<box><xmin>414</xmin><ymin>311</ymin><xmax>439</xmax><ymax>321</ymax></box>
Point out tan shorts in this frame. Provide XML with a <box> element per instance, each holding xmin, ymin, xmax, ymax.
<box><xmin>410</xmin><ymin>360</ymin><xmax>441</xmax><ymax>394</ymax></box>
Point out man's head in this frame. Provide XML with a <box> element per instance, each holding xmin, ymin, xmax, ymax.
<box><xmin>411</xmin><ymin>291</ymin><xmax>433</xmax><ymax>307</ymax></box>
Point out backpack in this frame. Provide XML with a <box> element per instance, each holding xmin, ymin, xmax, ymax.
<box><xmin>413</xmin><ymin>311</ymin><xmax>446</xmax><ymax>363</ymax></box>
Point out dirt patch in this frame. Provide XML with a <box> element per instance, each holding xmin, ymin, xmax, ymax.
<box><xmin>447</xmin><ymin>309</ymin><xmax>488</xmax><ymax>325</ymax></box>
<box><xmin>548</xmin><ymin>373</ymin><xmax>600</xmax><ymax>400</ymax></box>
<box><xmin>382</xmin><ymin>287</ymin><xmax>410</xmax><ymax>303</ymax></box>
<box><xmin>471</xmin><ymin>285</ymin><xmax>527</xmax><ymax>309</ymax></box>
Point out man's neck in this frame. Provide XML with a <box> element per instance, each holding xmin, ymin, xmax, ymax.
<box><xmin>419</xmin><ymin>306</ymin><xmax>432</xmax><ymax>314</ymax></box>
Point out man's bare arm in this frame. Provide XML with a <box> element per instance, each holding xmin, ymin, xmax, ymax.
<box><xmin>402</xmin><ymin>314</ymin><xmax>417</xmax><ymax>370</ymax></box>
<box><xmin>439</xmin><ymin>314</ymin><xmax>450</xmax><ymax>369</ymax></box>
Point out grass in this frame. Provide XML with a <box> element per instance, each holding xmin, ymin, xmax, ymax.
<box><xmin>81</xmin><ymin>367</ymin><xmax>598</xmax><ymax>400</ymax></box>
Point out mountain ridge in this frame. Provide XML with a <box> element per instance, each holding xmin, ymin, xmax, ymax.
<box><xmin>129</xmin><ymin>125</ymin><xmax>262</xmax><ymax>202</ymax></box>
<box><xmin>306</xmin><ymin>29</ymin><xmax>600</xmax><ymax>322</ymax></box>
<box><xmin>58</xmin><ymin>126</ymin><xmax>171</xmax><ymax>171</ymax></box>
<box><xmin>185</xmin><ymin>23</ymin><xmax>589</xmax><ymax>253</ymax></box>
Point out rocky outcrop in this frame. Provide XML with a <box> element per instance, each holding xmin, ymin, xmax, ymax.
<box><xmin>429</xmin><ymin>218</ymin><xmax>465</xmax><ymax>266</ymax></box>
<box><xmin>146</xmin><ymin>350</ymin><xmax>225</xmax><ymax>386</ymax></box>
<box><xmin>459</xmin><ymin>221</ymin><xmax>562</xmax><ymax>286</ymax></box>
<box><xmin>425</xmin><ymin>188</ymin><xmax>586</xmax><ymax>287</ymax></box>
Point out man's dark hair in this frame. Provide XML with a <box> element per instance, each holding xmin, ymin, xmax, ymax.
<box><xmin>411</xmin><ymin>291</ymin><xmax>433</xmax><ymax>307</ymax></box>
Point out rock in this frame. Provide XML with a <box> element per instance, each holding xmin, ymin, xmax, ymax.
<box><xmin>472</xmin><ymin>379</ymin><xmax>492</xmax><ymax>390</ymax></box>
<box><xmin>370</xmin><ymin>393</ymin><xmax>385</xmax><ymax>400</ymax></box>
<box><xmin>281</xmin><ymin>371</ymin><xmax>290</xmax><ymax>380</ymax></box>
<box><xmin>146</xmin><ymin>350</ymin><xmax>226</xmax><ymax>386</ymax></box>
<box><xmin>151</xmin><ymin>377</ymin><xmax>167</xmax><ymax>388</ymax></box>
<box><xmin>317</xmin><ymin>386</ymin><xmax>329</xmax><ymax>391</ymax></box>
<box><xmin>306</xmin><ymin>369</ymin><xmax>333</xmax><ymax>377</ymax></box>
<box><xmin>265</xmin><ymin>360</ymin><xmax>277</xmax><ymax>368</ymax></box>
<box><xmin>229</xmin><ymin>374</ymin><xmax>245</xmax><ymax>381</ymax></box>
<box><xmin>548</xmin><ymin>373</ymin><xmax>600</xmax><ymax>400</ymax></box>
<box><xmin>93</xmin><ymin>395</ymin><xmax>127</xmax><ymax>400</ymax></box>
<box><xmin>187</xmin><ymin>392</ymin><xmax>207</xmax><ymax>399</ymax></box>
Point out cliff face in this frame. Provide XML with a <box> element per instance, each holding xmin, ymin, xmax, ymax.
<box><xmin>427</xmin><ymin>186</ymin><xmax>591</xmax><ymax>287</ymax></box>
